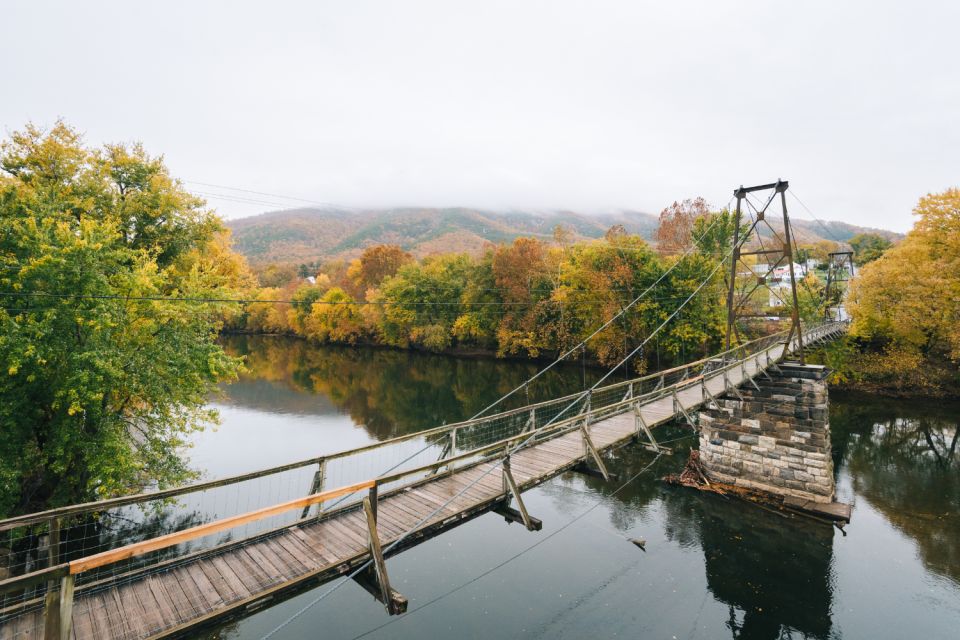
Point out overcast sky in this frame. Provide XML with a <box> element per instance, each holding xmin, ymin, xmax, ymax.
<box><xmin>3</xmin><ymin>1</ymin><xmax>958</xmax><ymax>231</ymax></box>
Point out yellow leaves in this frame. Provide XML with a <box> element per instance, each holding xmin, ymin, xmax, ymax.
<box><xmin>850</xmin><ymin>188</ymin><xmax>960</xmax><ymax>362</ymax></box>
<box><xmin>7</xmin><ymin>365</ymin><xmax>18</xmax><ymax>376</ymax></box>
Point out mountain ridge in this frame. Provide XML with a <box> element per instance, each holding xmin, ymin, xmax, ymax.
<box><xmin>225</xmin><ymin>206</ymin><xmax>900</xmax><ymax>265</ymax></box>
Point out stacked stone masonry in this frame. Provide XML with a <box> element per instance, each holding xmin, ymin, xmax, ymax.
<box><xmin>698</xmin><ymin>363</ymin><xmax>835</xmax><ymax>503</ymax></box>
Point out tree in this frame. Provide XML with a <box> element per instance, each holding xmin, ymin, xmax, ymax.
<box><xmin>256</xmin><ymin>263</ymin><xmax>298</xmax><ymax>288</ymax></box>
<box><xmin>656</xmin><ymin>197</ymin><xmax>710</xmax><ymax>255</ymax></box>
<box><xmin>849</xmin><ymin>232</ymin><xmax>892</xmax><ymax>265</ymax></box>
<box><xmin>849</xmin><ymin>188</ymin><xmax>960</xmax><ymax>363</ymax></box>
<box><xmin>796</xmin><ymin>240</ymin><xmax>840</xmax><ymax>265</ymax></box>
<box><xmin>492</xmin><ymin>238</ymin><xmax>552</xmax><ymax>357</ymax></box>
<box><xmin>692</xmin><ymin>208</ymin><xmax>747</xmax><ymax>259</ymax></box>
<box><xmin>348</xmin><ymin>244</ymin><xmax>413</xmax><ymax>295</ymax></box>
<box><xmin>377</xmin><ymin>254</ymin><xmax>475</xmax><ymax>351</ymax></box>
<box><xmin>304</xmin><ymin>288</ymin><xmax>364</xmax><ymax>344</ymax></box>
<box><xmin>0</xmin><ymin>122</ymin><xmax>245</xmax><ymax>516</ymax></box>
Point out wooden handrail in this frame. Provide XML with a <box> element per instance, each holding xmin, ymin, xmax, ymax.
<box><xmin>68</xmin><ymin>479</ymin><xmax>375</xmax><ymax>575</ymax></box>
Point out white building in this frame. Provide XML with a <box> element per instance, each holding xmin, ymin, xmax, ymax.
<box><xmin>772</xmin><ymin>262</ymin><xmax>806</xmax><ymax>280</ymax></box>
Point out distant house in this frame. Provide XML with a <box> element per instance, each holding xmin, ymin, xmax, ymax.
<box><xmin>772</xmin><ymin>262</ymin><xmax>806</xmax><ymax>280</ymax></box>
<box><xmin>768</xmin><ymin>280</ymin><xmax>792</xmax><ymax>308</ymax></box>
<box><xmin>306</xmin><ymin>276</ymin><xmax>317</xmax><ymax>285</ymax></box>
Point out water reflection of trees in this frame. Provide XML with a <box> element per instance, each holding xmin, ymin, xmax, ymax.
<box><xmin>832</xmin><ymin>393</ymin><xmax>960</xmax><ymax>586</ymax></box>
<box><xmin>221</xmin><ymin>335</ymin><xmax>603</xmax><ymax>441</ymax></box>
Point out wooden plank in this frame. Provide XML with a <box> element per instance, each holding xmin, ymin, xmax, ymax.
<box><xmin>156</xmin><ymin>571</ymin><xmax>198</xmax><ymax>622</ymax></box>
<box><xmin>199</xmin><ymin>558</ymin><xmax>241</xmax><ymax>604</ymax></box>
<box><xmin>211</xmin><ymin>555</ymin><xmax>255</xmax><ymax>598</ymax></box>
<box><xmin>229</xmin><ymin>549</ymin><xmax>275</xmax><ymax>593</ymax></box>
<box><xmin>146</xmin><ymin>574</ymin><xmax>185</xmax><ymax>628</ymax></box>
<box><xmin>413</xmin><ymin>486</ymin><xmax>470</xmax><ymax>516</ymax></box>
<box><xmin>316</xmin><ymin>518</ymin><xmax>368</xmax><ymax>558</ymax></box>
<box><xmin>380</xmin><ymin>496</ymin><xmax>432</xmax><ymax>526</ymax></box>
<box><xmin>171</xmin><ymin>566</ymin><xmax>210</xmax><ymax>623</ymax></box>
<box><xmin>258</xmin><ymin>538</ymin><xmax>307</xmax><ymax>578</ymax></box>
<box><xmin>336</xmin><ymin>513</ymin><xmax>378</xmax><ymax>547</ymax></box>
<box><xmin>130</xmin><ymin>579</ymin><xmax>165</xmax><ymax>637</ymax></box>
<box><xmin>375</xmin><ymin>503</ymin><xmax>422</xmax><ymax>532</ymax></box>
<box><xmin>68</xmin><ymin>479</ymin><xmax>376</xmax><ymax>575</ymax></box>
<box><xmin>115</xmin><ymin>581</ymin><xmax>150</xmax><ymax>639</ymax></box>
<box><xmin>67</xmin><ymin>598</ymin><xmax>93</xmax><ymax>640</ymax></box>
<box><xmin>298</xmin><ymin>524</ymin><xmax>356</xmax><ymax>562</ymax></box>
<box><xmin>9</xmin><ymin>609</ymin><xmax>40</xmax><ymax>640</ymax></box>
<box><xmin>512</xmin><ymin>448</ymin><xmax>566</xmax><ymax>470</ymax></box>
<box><xmin>441</xmin><ymin>475</ymin><xmax>497</xmax><ymax>504</ymax></box>
<box><xmin>401</xmin><ymin>488</ymin><xmax>447</xmax><ymax>513</ymax></box>
<box><xmin>286</xmin><ymin>529</ymin><xmax>337</xmax><ymax>567</ymax></box>
<box><xmin>185</xmin><ymin>563</ymin><xmax>225</xmax><ymax>611</ymax></box>
<box><xmin>242</xmin><ymin>544</ymin><xmax>287</xmax><ymax>584</ymax></box>
<box><xmin>100</xmin><ymin>583</ymin><xmax>133</xmax><ymax>640</ymax></box>
<box><xmin>366</xmin><ymin>510</ymin><xmax>408</xmax><ymax>540</ymax></box>
<box><xmin>305</xmin><ymin>520</ymin><xmax>363</xmax><ymax>560</ymax></box>
<box><xmin>84</xmin><ymin>592</ymin><xmax>116</xmax><ymax>640</ymax></box>
<box><xmin>270</xmin><ymin>534</ymin><xmax>318</xmax><ymax>574</ymax></box>
<box><xmin>534</xmin><ymin>439</ymin><xmax>583</xmax><ymax>459</ymax></box>
<box><xmin>361</xmin><ymin>498</ymin><xmax>401</xmax><ymax>615</ymax></box>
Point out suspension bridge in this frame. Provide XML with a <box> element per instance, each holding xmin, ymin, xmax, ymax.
<box><xmin>0</xmin><ymin>320</ymin><xmax>845</xmax><ymax>640</ymax></box>
<box><xmin>0</xmin><ymin>180</ymin><xmax>854</xmax><ymax>639</ymax></box>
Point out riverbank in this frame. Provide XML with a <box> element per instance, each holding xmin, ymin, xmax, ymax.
<box><xmin>807</xmin><ymin>340</ymin><xmax>960</xmax><ymax>399</ymax></box>
<box><xmin>220</xmin><ymin>329</ymin><xmax>704</xmax><ymax>372</ymax></box>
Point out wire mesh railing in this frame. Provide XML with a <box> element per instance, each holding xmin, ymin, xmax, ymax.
<box><xmin>0</xmin><ymin>321</ymin><xmax>847</xmax><ymax>638</ymax></box>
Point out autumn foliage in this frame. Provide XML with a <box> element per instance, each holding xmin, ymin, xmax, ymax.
<box><xmin>656</xmin><ymin>197</ymin><xmax>710</xmax><ymax>255</ymax></box>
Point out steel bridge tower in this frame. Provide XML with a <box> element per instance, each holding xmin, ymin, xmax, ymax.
<box><xmin>724</xmin><ymin>180</ymin><xmax>807</xmax><ymax>363</ymax></box>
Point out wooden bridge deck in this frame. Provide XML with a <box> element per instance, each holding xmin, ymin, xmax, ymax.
<box><xmin>0</xmin><ymin>324</ymin><xmax>846</xmax><ymax>640</ymax></box>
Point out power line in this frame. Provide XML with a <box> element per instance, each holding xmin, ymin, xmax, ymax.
<box><xmin>787</xmin><ymin>190</ymin><xmax>848</xmax><ymax>246</ymax></box>
<box><xmin>0</xmin><ymin>289</ymin><xmax>727</xmax><ymax>309</ymax></box>
<box><xmin>184</xmin><ymin>181</ymin><xmax>352</xmax><ymax>210</ymax></box>
<box><xmin>260</xmin><ymin>216</ymin><xmax>743</xmax><ymax>639</ymax></box>
<box><xmin>349</xmin><ymin>450</ymin><xmax>669</xmax><ymax>640</ymax></box>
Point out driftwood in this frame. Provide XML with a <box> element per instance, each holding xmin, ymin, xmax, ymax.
<box><xmin>663</xmin><ymin>451</ymin><xmax>848</xmax><ymax>529</ymax></box>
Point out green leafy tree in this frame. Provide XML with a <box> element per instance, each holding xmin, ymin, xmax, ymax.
<box><xmin>849</xmin><ymin>232</ymin><xmax>892</xmax><ymax>265</ymax></box>
<box><xmin>0</xmin><ymin>123</ymin><xmax>244</xmax><ymax>516</ymax></box>
<box><xmin>692</xmin><ymin>209</ymin><xmax>748</xmax><ymax>259</ymax></box>
<box><xmin>304</xmin><ymin>287</ymin><xmax>364</xmax><ymax>344</ymax></box>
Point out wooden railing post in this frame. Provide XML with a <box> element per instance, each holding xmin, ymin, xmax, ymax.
<box><xmin>361</xmin><ymin>493</ymin><xmax>405</xmax><ymax>614</ymax></box>
<box><xmin>58</xmin><ymin>574</ymin><xmax>74</xmax><ymax>640</ymax></box>
<box><xmin>42</xmin><ymin>517</ymin><xmax>65</xmax><ymax>640</ymax></box>
<box><xmin>633</xmin><ymin>403</ymin><xmax>660</xmax><ymax>452</ymax></box>
<box><xmin>301</xmin><ymin>459</ymin><xmax>326</xmax><ymax>519</ymax></box>
<box><xmin>501</xmin><ymin>456</ymin><xmax>536</xmax><ymax>530</ymax></box>
<box><xmin>579</xmin><ymin>421</ymin><xmax>610</xmax><ymax>481</ymax></box>
<box><xmin>368</xmin><ymin>484</ymin><xmax>378</xmax><ymax>524</ymax></box>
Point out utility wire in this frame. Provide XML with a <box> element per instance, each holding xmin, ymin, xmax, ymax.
<box><xmin>184</xmin><ymin>181</ymin><xmax>353</xmax><ymax>210</ymax></box>
<box><xmin>0</xmin><ymin>290</ymin><xmax>725</xmax><ymax>308</ymax></box>
<box><xmin>260</xmin><ymin>220</ymin><xmax>744</xmax><ymax>639</ymax></box>
<box><xmin>349</xmin><ymin>452</ymin><xmax>668</xmax><ymax>640</ymax></box>
<box><xmin>787</xmin><ymin>190</ymin><xmax>848</xmax><ymax>246</ymax></box>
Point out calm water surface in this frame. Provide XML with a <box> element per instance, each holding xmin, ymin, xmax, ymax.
<box><xmin>193</xmin><ymin>336</ymin><xmax>960</xmax><ymax>640</ymax></box>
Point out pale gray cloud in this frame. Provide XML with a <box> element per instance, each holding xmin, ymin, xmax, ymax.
<box><xmin>3</xmin><ymin>0</ymin><xmax>958</xmax><ymax>231</ymax></box>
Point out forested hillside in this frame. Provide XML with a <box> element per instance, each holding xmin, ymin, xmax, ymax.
<box><xmin>226</xmin><ymin>206</ymin><xmax>899</xmax><ymax>265</ymax></box>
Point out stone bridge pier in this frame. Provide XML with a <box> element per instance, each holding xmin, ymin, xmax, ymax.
<box><xmin>698</xmin><ymin>363</ymin><xmax>844</xmax><ymax>513</ymax></box>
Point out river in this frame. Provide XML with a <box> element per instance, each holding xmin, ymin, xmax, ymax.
<box><xmin>192</xmin><ymin>335</ymin><xmax>960</xmax><ymax>640</ymax></box>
